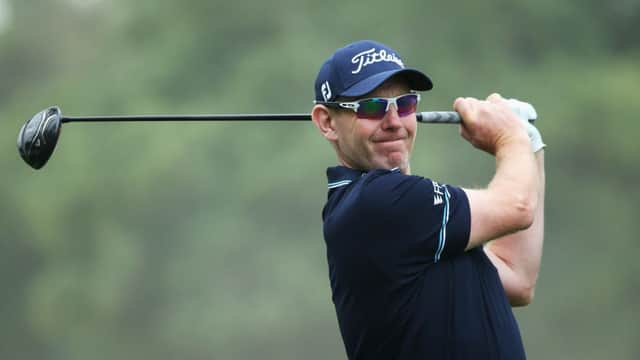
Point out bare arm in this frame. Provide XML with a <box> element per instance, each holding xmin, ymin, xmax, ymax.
<box><xmin>484</xmin><ymin>151</ymin><xmax>545</xmax><ymax>306</ymax></box>
<box><xmin>462</xmin><ymin>144</ymin><xmax>538</xmax><ymax>250</ymax></box>
<box><xmin>452</xmin><ymin>94</ymin><xmax>543</xmax><ymax>307</ymax></box>
<box><xmin>455</xmin><ymin>94</ymin><xmax>539</xmax><ymax>250</ymax></box>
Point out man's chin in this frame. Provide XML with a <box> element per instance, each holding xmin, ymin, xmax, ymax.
<box><xmin>374</xmin><ymin>154</ymin><xmax>409</xmax><ymax>172</ymax></box>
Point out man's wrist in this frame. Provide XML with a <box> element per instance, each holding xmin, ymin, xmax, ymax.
<box><xmin>495</xmin><ymin>134</ymin><xmax>532</xmax><ymax>158</ymax></box>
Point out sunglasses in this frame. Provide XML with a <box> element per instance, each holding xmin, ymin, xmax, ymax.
<box><xmin>315</xmin><ymin>93</ymin><xmax>420</xmax><ymax>120</ymax></box>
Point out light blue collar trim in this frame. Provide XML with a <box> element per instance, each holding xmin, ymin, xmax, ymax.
<box><xmin>326</xmin><ymin>166</ymin><xmax>399</xmax><ymax>189</ymax></box>
<box><xmin>328</xmin><ymin>180</ymin><xmax>353</xmax><ymax>189</ymax></box>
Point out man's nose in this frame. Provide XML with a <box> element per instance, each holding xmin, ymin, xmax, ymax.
<box><xmin>380</xmin><ymin>104</ymin><xmax>402</xmax><ymax>130</ymax></box>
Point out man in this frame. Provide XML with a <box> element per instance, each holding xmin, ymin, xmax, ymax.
<box><xmin>311</xmin><ymin>40</ymin><xmax>545</xmax><ymax>359</ymax></box>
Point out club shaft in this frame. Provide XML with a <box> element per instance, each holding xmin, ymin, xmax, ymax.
<box><xmin>61</xmin><ymin>112</ymin><xmax>465</xmax><ymax>124</ymax></box>
<box><xmin>60</xmin><ymin>112</ymin><xmax>534</xmax><ymax>124</ymax></box>
<box><xmin>60</xmin><ymin>114</ymin><xmax>312</xmax><ymax>122</ymax></box>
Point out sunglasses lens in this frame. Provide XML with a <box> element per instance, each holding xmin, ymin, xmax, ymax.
<box><xmin>353</xmin><ymin>94</ymin><xmax>419</xmax><ymax>119</ymax></box>
<box><xmin>356</xmin><ymin>98</ymin><xmax>387</xmax><ymax>119</ymax></box>
<box><xmin>396</xmin><ymin>94</ymin><xmax>419</xmax><ymax>116</ymax></box>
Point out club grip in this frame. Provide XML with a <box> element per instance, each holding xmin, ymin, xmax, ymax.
<box><xmin>416</xmin><ymin>111</ymin><xmax>536</xmax><ymax>124</ymax></box>
<box><xmin>416</xmin><ymin>111</ymin><xmax>461</xmax><ymax>124</ymax></box>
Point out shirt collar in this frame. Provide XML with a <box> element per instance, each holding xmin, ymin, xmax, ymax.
<box><xmin>326</xmin><ymin>166</ymin><xmax>401</xmax><ymax>189</ymax></box>
<box><xmin>326</xmin><ymin>166</ymin><xmax>365</xmax><ymax>189</ymax></box>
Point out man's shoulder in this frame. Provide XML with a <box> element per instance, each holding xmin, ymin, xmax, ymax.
<box><xmin>357</xmin><ymin>168</ymin><xmax>424</xmax><ymax>190</ymax></box>
<box><xmin>359</xmin><ymin>169</ymin><xmax>431</xmax><ymax>200</ymax></box>
<box><xmin>324</xmin><ymin>166</ymin><xmax>448</xmax><ymax>212</ymax></box>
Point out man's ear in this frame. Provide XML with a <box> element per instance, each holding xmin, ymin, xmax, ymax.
<box><xmin>311</xmin><ymin>105</ymin><xmax>338</xmax><ymax>141</ymax></box>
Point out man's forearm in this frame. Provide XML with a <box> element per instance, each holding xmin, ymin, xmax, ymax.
<box><xmin>485</xmin><ymin>151</ymin><xmax>545</xmax><ymax>305</ymax></box>
<box><xmin>464</xmin><ymin>137</ymin><xmax>538</xmax><ymax>250</ymax></box>
<box><xmin>491</xmin><ymin>140</ymin><xmax>539</xmax><ymax>228</ymax></box>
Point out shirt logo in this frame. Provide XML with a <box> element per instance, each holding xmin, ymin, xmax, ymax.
<box><xmin>432</xmin><ymin>180</ymin><xmax>445</xmax><ymax>205</ymax></box>
<box><xmin>351</xmin><ymin>48</ymin><xmax>405</xmax><ymax>74</ymax></box>
<box><xmin>321</xmin><ymin>81</ymin><xmax>332</xmax><ymax>101</ymax></box>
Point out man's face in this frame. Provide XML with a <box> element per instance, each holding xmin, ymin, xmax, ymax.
<box><xmin>329</xmin><ymin>79</ymin><xmax>417</xmax><ymax>174</ymax></box>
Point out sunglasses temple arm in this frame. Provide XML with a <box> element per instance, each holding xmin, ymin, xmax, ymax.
<box><xmin>416</xmin><ymin>111</ymin><xmax>536</xmax><ymax>124</ymax></box>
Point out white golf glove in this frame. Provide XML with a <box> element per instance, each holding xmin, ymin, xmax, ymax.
<box><xmin>507</xmin><ymin>99</ymin><xmax>546</xmax><ymax>153</ymax></box>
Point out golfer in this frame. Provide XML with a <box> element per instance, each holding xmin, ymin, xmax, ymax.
<box><xmin>311</xmin><ymin>40</ymin><xmax>545</xmax><ymax>359</ymax></box>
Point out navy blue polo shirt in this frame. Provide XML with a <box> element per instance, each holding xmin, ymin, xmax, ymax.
<box><xmin>322</xmin><ymin>166</ymin><xmax>526</xmax><ymax>360</ymax></box>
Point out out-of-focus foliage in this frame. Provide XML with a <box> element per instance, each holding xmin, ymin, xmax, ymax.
<box><xmin>1</xmin><ymin>0</ymin><xmax>638</xmax><ymax>359</ymax></box>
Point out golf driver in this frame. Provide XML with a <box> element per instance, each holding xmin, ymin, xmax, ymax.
<box><xmin>17</xmin><ymin>103</ymin><xmax>537</xmax><ymax>170</ymax></box>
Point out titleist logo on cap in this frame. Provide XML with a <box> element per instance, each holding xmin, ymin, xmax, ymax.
<box><xmin>351</xmin><ymin>48</ymin><xmax>405</xmax><ymax>74</ymax></box>
<box><xmin>313</xmin><ymin>40</ymin><xmax>432</xmax><ymax>102</ymax></box>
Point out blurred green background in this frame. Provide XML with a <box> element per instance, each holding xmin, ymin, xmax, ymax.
<box><xmin>1</xmin><ymin>0</ymin><xmax>639</xmax><ymax>359</ymax></box>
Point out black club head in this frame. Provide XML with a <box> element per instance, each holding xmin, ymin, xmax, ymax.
<box><xmin>17</xmin><ymin>106</ymin><xmax>62</xmax><ymax>170</ymax></box>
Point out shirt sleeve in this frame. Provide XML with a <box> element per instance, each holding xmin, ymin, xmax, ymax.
<box><xmin>359</xmin><ymin>170</ymin><xmax>470</xmax><ymax>264</ymax></box>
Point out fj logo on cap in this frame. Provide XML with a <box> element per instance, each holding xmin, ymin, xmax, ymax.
<box><xmin>351</xmin><ymin>48</ymin><xmax>405</xmax><ymax>74</ymax></box>
<box><xmin>321</xmin><ymin>81</ymin><xmax>332</xmax><ymax>102</ymax></box>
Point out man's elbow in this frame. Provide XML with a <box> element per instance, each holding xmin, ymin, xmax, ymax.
<box><xmin>510</xmin><ymin>193</ymin><xmax>536</xmax><ymax>231</ymax></box>
<box><xmin>509</xmin><ymin>283</ymin><xmax>536</xmax><ymax>307</ymax></box>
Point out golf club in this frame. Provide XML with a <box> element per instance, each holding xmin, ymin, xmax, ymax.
<box><xmin>17</xmin><ymin>104</ymin><xmax>536</xmax><ymax>170</ymax></box>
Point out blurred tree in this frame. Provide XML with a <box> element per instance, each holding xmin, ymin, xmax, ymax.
<box><xmin>1</xmin><ymin>0</ymin><xmax>638</xmax><ymax>359</ymax></box>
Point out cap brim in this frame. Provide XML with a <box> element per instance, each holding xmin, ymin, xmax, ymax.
<box><xmin>341</xmin><ymin>68</ymin><xmax>433</xmax><ymax>98</ymax></box>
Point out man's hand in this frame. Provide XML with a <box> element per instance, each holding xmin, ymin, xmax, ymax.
<box><xmin>454</xmin><ymin>93</ymin><xmax>531</xmax><ymax>155</ymax></box>
<box><xmin>506</xmin><ymin>98</ymin><xmax>546</xmax><ymax>153</ymax></box>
